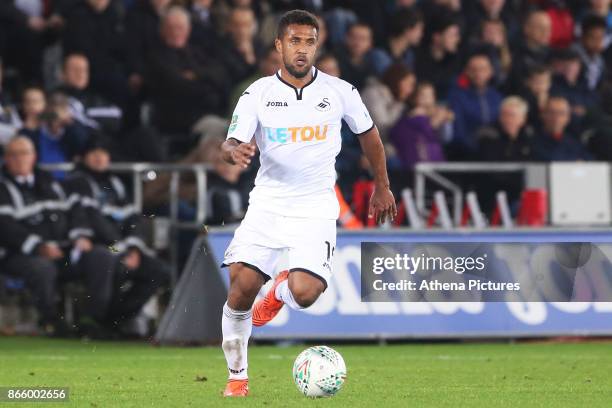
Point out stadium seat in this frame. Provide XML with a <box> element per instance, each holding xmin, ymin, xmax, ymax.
<box><xmin>517</xmin><ymin>189</ymin><xmax>549</xmax><ymax>226</ymax></box>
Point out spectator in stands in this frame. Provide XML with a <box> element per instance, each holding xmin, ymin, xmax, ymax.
<box><xmin>447</xmin><ymin>52</ymin><xmax>502</xmax><ymax>157</ymax></box>
<box><xmin>0</xmin><ymin>1</ymin><xmax>49</xmax><ymax>83</ymax></box>
<box><xmin>201</xmin><ymin>134</ymin><xmax>252</xmax><ymax>225</ymax></box>
<box><xmin>421</xmin><ymin>0</ymin><xmax>462</xmax><ymax>20</ymax></box>
<box><xmin>466</xmin><ymin>0</ymin><xmax>519</xmax><ymax>42</ymax></box>
<box><xmin>189</xmin><ymin>0</ymin><xmax>215</xmax><ymax>28</ymax></box>
<box><xmin>414</xmin><ymin>13</ymin><xmax>462</xmax><ymax>99</ymax></box>
<box><xmin>362</xmin><ymin>64</ymin><xmax>416</xmax><ymax>142</ymax></box>
<box><xmin>582</xmin><ymin>0</ymin><xmax>612</xmax><ymax>47</ymax></box>
<box><xmin>218</xmin><ymin>6</ymin><xmax>262</xmax><ymax>83</ymax></box>
<box><xmin>19</xmin><ymin>93</ymin><xmax>89</xmax><ymax>176</ymax></box>
<box><xmin>582</xmin><ymin>80</ymin><xmax>612</xmax><ymax>161</ymax></box>
<box><xmin>0</xmin><ymin>136</ymin><xmax>116</xmax><ymax>336</ymax></box>
<box><xmin>541</xmin><ymin>0</ymin><xmax>575</xmax><ymax>49</ymax></box>
<box><xmin>389</xmin><ymin>82</ymin><xmax>450</xmax><ymax>169</ymax></box>
<box><xmin>574</xmin><ymin>15</ymin><xmax>608</xmax><ymax>91</ymax></box>
<box><xmin>147</xmin><ymin>6</ymin><xmax>229</xmax><ymax>154</ymax></box>
<box><xmin>62</xmin><ymin>0</ymin><xmax>128</xmax><ymax>105</ymax></box>
<box><xmin>125</xmin><ymin>0</ymin><xmax>172</xmax><ymax>97</ymax></box>
<box><xmin>63</xmin><ymin>137</ymin><xmax>170</xmax><ymax>329</ymax></box>
<box><xmin>534</xmin><ymin>96</ymin><xmax>591</xmax><ymax>161</ymax></box>
<box><xmin>329</xmin><ymin>0</ymin><xmax>387</xmax><ymax>47</ymax></box>
<box><xmin>18</xmin><ymin>86</ymin><xmax>46</xmax><ymax>134</ymax></box>
<box><xmin>549</xmin><ymin>48</ymin><xmax>595</xmax><ymax>133</ymax></box>
<box><xmin>228</xmin><ymin>46</ymin><xmax>281</xmax><ymax>116</ymax></box>
<box><xmin>188</xmin><ymin>0</ymin><xmax>224</xmax><ymax>58</ymax></box>
<box><xmin>520</xmin><ymin>65</ymin><xmax>552</xmax><ymax>129</ymax></box>
<box><xmin>370</xmin><ymin>7</ymin><xmax>424</xmax><ymax>74</ymax></box>
<box><xmin>509</xmin><ymin>10</ymin><xmax>551</xmax><ymax>92</ymax></box>
<box><xmin>314</xmin><ymin>15</ymin><xmax>329</xmax><ymax>57</ymax></box>
<box><xmin>56</xmin><ymin>53</ymin><xmax>122</xmax><ymax>135</ymax></box>
<box><xmin>589</xmin><ymin>0</ymin><xmax>612</xmax><ymax>21</ymax></box>
<box><xmin>58</xmin><ymin>52</ymin><xmax>166</xmax><ymax>163</ymax></box>
<box><xmin>142</xmin><ymin>115</ymin><xmax>236</xmax><ymax>212</ymax></box>
<box><xmin>316</xmin><ymin>53</ymin><xmax>341</xmax><ymax>77</ymax></box>
<box><xmin>477</xmin><ymin>96</ymin><xmax>536</xmax><ymax>161</ymax></box>
<box><xmin>0</xmin><ymin>59</ymin><xmax>21</xmax><ymax>145</ymax></box>
<box><xmin>336</xmin><ymin>22</ymin><xmax>377</xmax><ymax>90</ymax></box>
<box><xmin>476</xmin><ymin>95</ymin><xmax>535</xmax><ymax>215</ymax></box>
<box><xmin>474</xmin><ymin>18</ymin><xmax>513</xmax><ymax>86</ymax></box>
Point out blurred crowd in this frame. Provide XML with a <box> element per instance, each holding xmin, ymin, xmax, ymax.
<box><xmin>2</xmin><ymin>0</ymin><xmax>612</xmax><ymax>335</ymax></box>
<box><xmin>1</xmin><ymin>0</ymin><xmax>612</xmax><ymax>219</ymax></box>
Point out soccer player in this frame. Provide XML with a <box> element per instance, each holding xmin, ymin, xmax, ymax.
<box><xmin>220</xmin><ymin>10</ymin><xmax>396</xmax><ymax>397</ymax></box>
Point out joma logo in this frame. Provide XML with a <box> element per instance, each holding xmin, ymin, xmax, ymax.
<box><xmin>266</xmin><ymin>101</ymin><xmax>288</xmax><ymax>107</ymax></box>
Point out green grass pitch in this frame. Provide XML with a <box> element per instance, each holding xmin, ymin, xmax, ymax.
<box><xmin>0</xmin><ymin>336</ymin><xmax>611</xmax><ymax>407</ymax></box>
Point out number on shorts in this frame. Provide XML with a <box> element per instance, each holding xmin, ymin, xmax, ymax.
<box><xmin>325</xmin><ymin>241</ymin><xmax>335</xmax><ymax>261</ymax></box>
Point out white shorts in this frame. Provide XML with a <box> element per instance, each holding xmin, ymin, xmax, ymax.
<box><xmin>222</xmin><ymin>206</ymin><xmax>336</xmax><ymax>287</ymax></box>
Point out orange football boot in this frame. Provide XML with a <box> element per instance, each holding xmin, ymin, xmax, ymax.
<box><xmin>223</xmin><ymin>379</ymin><xmax>249</xmax><ymax>397</ymax></box>
<box><xmin>252</xmin><ymin>270</ymin><xmax>289</xmax><ymax>327</ymax></box>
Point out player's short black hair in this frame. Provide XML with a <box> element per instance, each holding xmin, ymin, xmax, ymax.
<box><xmin>277</xmin><ymin>9</ymin><xmax>319</xmax><ymax>39</ymax></box>
<box><xmin>581</xmin><ymin>14</ymin><xmax>607</xmax><ymax>35</ymax></box>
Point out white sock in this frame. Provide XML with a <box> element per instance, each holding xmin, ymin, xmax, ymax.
<box><xmin>221</xmin><ymin>302</ymin><xmax>251</xmax><ymax>380</ymax></box>
<box><xmin>274</xmin><ymin>280</ymin><xmax>304</xmax><ymax>310</ymax></box>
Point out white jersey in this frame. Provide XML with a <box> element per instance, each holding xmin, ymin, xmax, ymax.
<box><xmin>227</xmin><ymin>67</ymin><xmax>374</xmax><ymax>219</ymax></box>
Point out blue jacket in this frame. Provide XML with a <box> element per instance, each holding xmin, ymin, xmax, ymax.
<box><xmin>447</xmin><ymin>84</ymin><xmax>502</xmax><ymax>154</ymax></box>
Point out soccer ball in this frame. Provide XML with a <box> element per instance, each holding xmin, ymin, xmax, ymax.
<box><xmin>292</xmin><ymin>346</ymin><xmax>346</xmax><ymax>398</ymax></box>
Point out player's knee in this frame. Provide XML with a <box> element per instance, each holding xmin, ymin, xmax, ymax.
<box><xmin>227</xmin><ymin>264</ymin><xmax>266</xmax><ymax>309</ymax></box>
<box><xmin>290</xmin><ymin>285</ymin><xmax>323</xmax><ymax>308</ymax></box>
<box><xmin>227</xmin><ymin>288</ymin><xmax>255</xmax><ymax>311</ymax></box>
<box><xmin>227</xmin><ymin>282</ymin><xmax>260</xmax><ymax>310</ymax></box>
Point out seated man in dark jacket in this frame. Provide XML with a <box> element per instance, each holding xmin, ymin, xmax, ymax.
<box><xmin>534</xmin><ymin>96</ymin><xmax>591</xmax><ymax>161</ymax></box>
<box><xmin>61</xmin><ymin>0</ymin><xmax>128</xmax><ymax>105</ymax></box>
<box><xmin>477</xmin><ymin>96</ymin><xmax>537</xmax><ymax>162</ymax></box>
<box><xmin>476</xmin><ymin>96</ymin><xmax>537</xmax><ymax>213</ymax></box>
<box><xmin>63</xmin><ymin>137</ymin><xmax>170</xmax><ymax>328</ymax></box>
<box><xmin>55</xmin><ymin>53</ymin><xmax>123</xmax><ymax>135</ymax></box>
<box><xmin>147</xmin><ymin>6</ymin><xmax>228</xmax><ymax>144</ymax></box>
<box><xmin>0</xmin><ymin>136</ymin><xmax>116</xmax><ymax>336</ymax></box>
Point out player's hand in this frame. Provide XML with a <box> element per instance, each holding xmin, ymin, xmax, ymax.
<box><xmin>230</xmin><ymin>143</ymin><xmax>256</xmax><ymax>169</ymax></box>
<box><xmin>368</xmin><ymin>186</ymin><xmax>397</xmax><ymax>224</ymax></box>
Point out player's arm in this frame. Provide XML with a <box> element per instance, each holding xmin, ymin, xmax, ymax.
<box><xmin>340</xmin><ymin>81</ymin><xmax>396</xmax><ymax>224</ymax></box>
<box><xmin>357</xmin><ymin>126</ymin><xmax>397</xmax><ymax>224</ymax></box>
<box><xmin>222</xmin><ymin>82</ymin><xmax>260</xmax><ymax>168</ymax></box>
<box><xmin>222</xmin><ymin>138</ymin><xmax>256</xmax><ymax>169</ymax></box>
